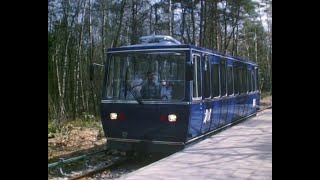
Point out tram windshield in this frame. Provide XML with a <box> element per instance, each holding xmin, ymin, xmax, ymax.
<box><xmin>105</xmin><ymin>50</ymin><xmax>186</xmax><ymax>101</ymax></box>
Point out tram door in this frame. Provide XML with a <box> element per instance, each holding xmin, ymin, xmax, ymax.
<box><xmin>200</xmin><ymin>54</ymin><xmax>212</xmax><ymax>134</ymax></box>
<box><xmin>219</xmin><ymin>58</ymin><xmax>228</xmax><ymax>126</ymax></box>
<box><xmin>188</xmin><ymin>53</ymin><xmax>205</xmax><ymax>139</ymax></box>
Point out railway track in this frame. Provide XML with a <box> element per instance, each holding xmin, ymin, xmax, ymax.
<box><xmin>48</xmin><ymin>149</ymin><xmax>169</xmax><ymax>180</ymax></box>
<box><xmin>68</xmin><ymin>156</ymin><xmax>127</xmax><ymax>180</ymax></box>
<box><xmin>48</xmin><ymin>149</ymin><xmax>130</xmax><ymax>180</ymax></box>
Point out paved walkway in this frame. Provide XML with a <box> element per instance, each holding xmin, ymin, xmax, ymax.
<box><xmin>120</xmin><ymin>109</ymin><xmax>272</xmax><ymax>180</ymax></box>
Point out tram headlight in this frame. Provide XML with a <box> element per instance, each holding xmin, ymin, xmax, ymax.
<box><xmin>168</xmin><ymin>114</ymin><xmax>177</xmax><ymax>122</ymax></box>
<box><xmin>110</xmin><ymin>113</ymin><xmax>118</xmax><ymax>120</ymax></box>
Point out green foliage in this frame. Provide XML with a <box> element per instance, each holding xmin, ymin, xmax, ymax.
<box><xmin>70</xmin><ymin>119</ymin><xmax>101</xmax><ymax>129</ymax></box>
<box><xmin>82</xmin><ymin>112</ymin><xmax>95</xmax><ymax>121</ymax></box>
<box><xmin>48</xmin><ymin>120</ymin><xmax>61</xmax><ymax>135</ymax></box>
<box><xmin>261</xmin><ymin>90</ymin><xmax>272</xmax><ymax>99</ymax></box>
<box><xmin>48</xmin><ymin>117</ymin><xmax>101</xmax><ymax>136</ymax></box>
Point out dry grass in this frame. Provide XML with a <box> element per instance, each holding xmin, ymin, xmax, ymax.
<box><xmin>260</xmin><ymin>95</ymin><xmax>272</xmax><ymax>109</ymax></box>
<box><xmin>48</xmin><ymin>125</ymin><xmax>106</xmax><ymax>161</ymax></box>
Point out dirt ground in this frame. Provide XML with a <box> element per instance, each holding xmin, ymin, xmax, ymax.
<box><xmin>48</xmin><ymin>96</ymin><xmax>272</xmax><ymax>162</ymax></box>
<box><xmin>260</xmin><ymin>95</ymin><xmax>272</xmax><ymax>109</ymax></box>
<box><xmin>48</xmin><ymin>126</ymin><xmax>106</xmax><ymax>162</ymax></box>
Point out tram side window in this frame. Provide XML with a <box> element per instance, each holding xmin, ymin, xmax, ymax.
<box><xmin>239</xmin><ymin>67</ymin><xmax>243</xmax><ymax>94</ymax></box>
<box><xmin>193</xmin><ymin>55</ymin><xmax>201</xmax><ymax>99</ymax></box>
<box><xmin>250</xmin><ymin>70</ymin><xmax>256</xmax><ymax>92</ymax></box>
<box><xmin>211</xmin><ymin>63</ymin><xmax>220</xmax><ymax>97</ymax></box>
<box><xmin>242</xmin><ymin>68</ymin><xmax>247</xmax><ymax>93</ymax></box>
<box><xmin>107</xmin><ymin>58</ymin><xmax>121</xmax><ymax>98</ymax></box>
<box><xmin>255</xmin><ymin>68</ymin><xmax>259</xmax><ymax>91</ymax></box>
<box><xmin>248</xmin><ymin>69</ymin><xmax>252</xmax><ymax>92</ymax></box>
<box><xmin>203</xmin><ymin>56</ymin><xmax>211</xmax><ymax>98</ymax></box>
<box><xmin>227</xmin><ymin>66</ymin><xmax>234</xmax><ymax>95</ymax></box>
<box><xmin>234</xmin><ymin>66</ymin><xmax>239</xmax><ymax>95</ymax></box>
<box><xmin>220</xmin><ymin>59</ymin><xmax>226</xmax><ymax>96</ymax></box>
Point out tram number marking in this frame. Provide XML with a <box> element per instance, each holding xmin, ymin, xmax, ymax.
<box><xmin>203</xmin><ymin>108</ymin><xmax>212</xmax><ymax>124</ymax></box>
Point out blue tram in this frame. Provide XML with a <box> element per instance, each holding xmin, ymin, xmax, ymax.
<box><xmin>99</xmin><ymin>35</ymin><xmax>260</xmax><ymax>153</ymax></box>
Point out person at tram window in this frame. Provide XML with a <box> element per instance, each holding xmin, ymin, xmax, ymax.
<box><xmin>140</xmin><ymin>71</ymin><xmax>160</xmax><ymax>99</ymax></box>
<box><xmin>160</xmin><ymin>79</ymin><xmax>172</xmax><ymax>100</ymax></box>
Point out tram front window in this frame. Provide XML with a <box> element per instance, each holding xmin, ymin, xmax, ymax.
<box><xmin>105</xmin><ymin>51</ymin><xmax>186</xmax><ymax>101</ymax></box>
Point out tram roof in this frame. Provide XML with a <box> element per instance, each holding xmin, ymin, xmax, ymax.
<box><xmin>107</xmin><ymin>40</ymin><xmax>256</xmax><ymax>65</ymax></box>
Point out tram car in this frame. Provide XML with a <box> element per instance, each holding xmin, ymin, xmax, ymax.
<box><xmin>98</xmin><ymin>35</ymin><xmax>260</xmax><ymax>153</ymax></box>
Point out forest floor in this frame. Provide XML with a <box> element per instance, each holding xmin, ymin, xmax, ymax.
<box><xmin>259</xmin><ymin>95</ymin><xmax>272</xmax><ymax>109</ymax></box>
<box><xmin>48</xmin><ymin>95</ymin><xmax>272</xmax><ymax>162</ymax></box>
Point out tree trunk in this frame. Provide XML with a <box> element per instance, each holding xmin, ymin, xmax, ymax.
<box><xmin>191</xmin><ymin>0</ymin><xmax>196</xmax><ymax>45</ymax></box>
<box><xmin>169</xmin><ymin>0</ymin><xmax>172</xmax><ymax>36</ymax></box>
<box><xmin>114</xmin><ymin>0</ymin><xmax>126</xmax><ymax>47</ymax></box>
<box><xmin>180</xmin><ymin>8</ymin><xmax>186</xmax><ymax>43</ymax></box>
<box><xmin>223</xmin><ymin>0</ymin><xmax>228</xmax><ymax>53</ymax></box>
<box><xmin>73</xmin><ymin>0</ymin><xmax>87</xmax><ymax>120</ymax></box>
<box><xmin>199</xmin><ymin>0</ymin><xmax>203</xmax><ymax>46</ymax></box>
<box><xmin>89</xmin><ymin>0</ymin><xmax>97</xmax><ymax>115</ymax></box>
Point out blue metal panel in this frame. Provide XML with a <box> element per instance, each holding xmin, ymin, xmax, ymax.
<box><xmin>219</xmin><ymin>98</ymin><xmax>228</xmax><ymax>127</ymax></box>
<box><xmin>210</xmin><ymin>55</ymin><xmax>220</xmax><ymax>63</ymax></box>
<box><xmin>247</xmin><ymin>93</ymin><xmax>258</xmax><ymax>115</ymax></box>
<box><xmin>108</xmin><ymin>44</ymin><xmax>192</xmax><ymax>52</ymax></box>
<box><xmin>226</xmin><ymin>97</ymin><xmax>236</xmax><ymax>123</ymax></box>
<box><xmin>200</xmin><ymin>101</ymin><xmax>213</xmax><ymax>133</ymax></box>
<box><xmin>187</xmin><ymin>102</ymin><xmax>204</xmax><ymax>139</ymax></box>
<box><xmin>101</xmin><ymin>103</ymin><xmax>189</xmax><ymax>142</ymax></box>
<box><xmin>244</xmin><ymin>95</ymin><xmax>250</xmax><ymax>117</ymax></box>
<box><xmin>233</xmin><ymin>95</ymin><xmax>241</xmax><ymax>121</ymax></box>
<box><xmin>210</xmin><ymin>100</ymin><xmax>222</xmax><ymax>131</ymax></box>
<box><xmin>238</xmin><ymin>95</ymin><xmax>247</xmax><ymax>118</ymax></box>
<box><xmin>256</xmin><ymin>92</ymin><xmax>261</xmax><ymax>109</ymax></box>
